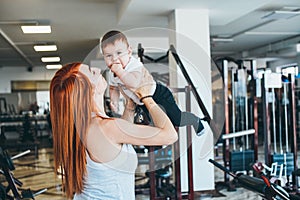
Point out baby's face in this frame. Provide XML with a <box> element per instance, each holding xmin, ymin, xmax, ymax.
<box><xmin>102</xmin><ymin>39</ymin><xmax>132</xmax><ymax>69</ymax></box>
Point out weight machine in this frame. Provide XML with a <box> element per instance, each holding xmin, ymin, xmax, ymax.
<box><xmin>209</xmin><ymin>159</ymin><xmax>300</xmax><ymax>200</ymax></box>
<box><xmin>261</xmin><ymin>72</ymin><xmax>298</xmax><ymax>189</ymax></box>
<box><xmin>218</xmin><ymin>59</ymin><xmax>259</xmax><ymax>186</ymax></box>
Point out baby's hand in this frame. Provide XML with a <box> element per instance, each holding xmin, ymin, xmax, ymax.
<box><xmin>110</xmin><ymin>63</ymin><xmax>123</xmax><ymax>75</ymax></box>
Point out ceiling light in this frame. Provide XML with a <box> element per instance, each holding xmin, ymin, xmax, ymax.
<box><xmin>21</xmin><ymin>25</ymin><xmax>51</xmax><ymax>34</ymax></box>
<box><xmin>41</xmin><ymin>56</ymin><xmax>60</xmax><ymax>62</ymax></box>
<box><xmin>245</xmin><ymin>31</ymin><xmax>300</xmax><ymax>35</ymax></box>
<box><xmin>211</xmin><ymin>38</ymin><xmax>234</xmax><ymax>42</ymax></box>
<box><xmin>46</xmin><ymin>64</ymin><xmax>62</xmax><ymax>69</ymax></box>
<box><xmin>297</xmin><ymin>44</ymin><xmax>300</xmax><ymax>52</ymax></box>
<box><xmin>34</xmin><ymin>45</ymin><xmax>57</xmax><ymax>52</ymax></box>
<box><xmin>262</xmin><ymin>10</ymin><xmax>300</xmax><ymax>20</ymax></box>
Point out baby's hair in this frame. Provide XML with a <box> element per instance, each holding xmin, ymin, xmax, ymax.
<box><xmin>100</xmin><ymin>30</ymin><xmax>129</xmax><ymax>50</ymax></box>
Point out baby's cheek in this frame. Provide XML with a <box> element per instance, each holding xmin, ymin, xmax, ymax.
<box><xmin>105</xmin><ymin>60</ymin><xmax>112</xmax><ymax>68</ymax></box>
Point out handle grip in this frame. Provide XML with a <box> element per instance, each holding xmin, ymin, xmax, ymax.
<box><xmin>208</xmin><ymin>159</ymin><xmax>236</xmax><ymax>178</ymax></box>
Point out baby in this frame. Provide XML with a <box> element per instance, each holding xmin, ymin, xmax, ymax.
<box><xmin>101</xmin><ymin>30</ymin><xmax>205</xmax><ymax>136</ymax></box>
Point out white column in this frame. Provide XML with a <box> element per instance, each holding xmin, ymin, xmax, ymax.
<box><xmin>168</xmin><ymin>9</ymin><xmax>214</xmax><ymax>192</ymax></box>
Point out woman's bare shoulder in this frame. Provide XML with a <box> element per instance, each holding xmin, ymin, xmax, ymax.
<box><xmin>89</xmin><ymin>117</ymin><xmax>121</xmax><ymax>137</ymax></box>
<box><xmin>90</xmin><ymin>117</ymin><xmax>116</xmax><ymax>129</ymax></box>
<box><xmin>92</xmin><ymin>117</ymin><xmax>138</xmax><ymax>142</ymax></box>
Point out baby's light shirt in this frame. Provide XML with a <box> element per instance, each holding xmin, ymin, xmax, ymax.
<box><xmin>108</xmin><ymin>56</ymin><xmax>156</xmax><ymax>105</ymax></box>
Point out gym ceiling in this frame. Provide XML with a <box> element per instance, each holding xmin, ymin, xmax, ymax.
<box><xmin>1</xmin><ymin>0</ymin><xmax>300</xmax><ymax>69</ymax></box>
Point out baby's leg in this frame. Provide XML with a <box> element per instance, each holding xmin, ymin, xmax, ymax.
<box><xmin>153</xmin><ymin>83</ymin><xmax>205</xmax><ymax>136</ymax></box>
<box><xmin>180</xmin><ymin>112</ymin><xmax>205</xmax><ymax>136</ymax></box>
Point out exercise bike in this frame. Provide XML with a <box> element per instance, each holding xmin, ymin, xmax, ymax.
<box><xmin>209</xmin><ymin>159</ymin><xmax>300</xmax><ymax>200</ymax></box>
<box><xmin>0</xmin><ymin>147</ymin><xmax>47</xmax><ymax>200</ymax></box>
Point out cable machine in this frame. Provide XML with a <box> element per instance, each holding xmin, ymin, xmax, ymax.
<box><xmin>218</xmin><ymin>59</ymin><xmax>258</xmax><ymax>186</ymax></box>
<box><xmin>261</xmin><ymin>71</ymin><xmax>298</xmax><ymax>189</ymax></box>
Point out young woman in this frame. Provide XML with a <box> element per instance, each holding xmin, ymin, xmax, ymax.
<box><xmin>50</xmin><ymin>62</ymin><xmax>177</xmax><ymax>199</ymax></box>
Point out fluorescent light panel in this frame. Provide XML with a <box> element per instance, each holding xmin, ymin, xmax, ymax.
<box><xmin>34</xmin><ymin>45</ymin><xmax>57</xmax><ymax>52</ymax></box>
<box><xmin>212</xmin><ymin>38</ymin><xmax>234</xmax><ymax>42</ymax></box>
<box><xmin>46</xmin><ymin>64</ymin><xmax>62</xmax><ymax>69</ymax></box>
<box><xmin>283</xmin><ymin>7</ymin><xmax>300</xmax><ymax>11</ymax></box>
<box><xmin>245</xmin><ymin>31</ymin><xmax>300</xmax><ymax>35</ymax></box>
<box><xmin>41</xmin><ymin>57</ymin><xmax>60</xmax><ymax>62</ymax></box>
<box><xmin>262</xmin><ymin>10</ymin><xmax>300</xmax><ymax>20</ymax></box>
<box><xmin>21</xmin><ymin>25</ymin><xmax>51</xmax><ymax>34</ymax></box>
<box><xmin>297</xmin><ymin>44</ymin><xmax>300</xmax><ymax>52</ymax></box>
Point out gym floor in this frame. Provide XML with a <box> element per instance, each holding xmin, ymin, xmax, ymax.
<box><xmin>1</xmin><ymin>137</ymin><xmax>273</xmax><ymax>200</ymax></box>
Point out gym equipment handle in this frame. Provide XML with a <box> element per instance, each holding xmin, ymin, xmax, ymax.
<box><xmin>222</xmin><ymin>129</ymin><xmax>255</xmax><ymax>140</ymax></box>
<box><xmin>208</xmin><ymin>159</ymin><xmax>235</xmax><ymax>177</ymax></box>
<box><xmin>33</xmin><ymin>188</ymin><xmax>47</xmax><ymax>197</ymax></box>
<box><xmin>11</xmin><ymin>150</ymin><xmax>30</xmax><ymax>160</ymax></box>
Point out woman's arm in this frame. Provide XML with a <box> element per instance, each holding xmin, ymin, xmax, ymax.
<box><xmin>121</xmin><ymin>98</ymin><xmax>136</xmax><ymax>123</ymax></box>
<box><xmin>109</xmin><ymin>85</ymin><xmax>120</xmax><ymax>113</ymax></box>
<box><xmin>106</xmin><ymin>64</ymin><xmax>178</xmax><ymax>146</ymax></box>
<box><xmin>107</xmin><ymin>96</ymin><xmax>177</xmax><ymax>146</ymax></box>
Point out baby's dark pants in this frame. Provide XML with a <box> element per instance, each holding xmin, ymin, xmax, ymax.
<box><xmin>137</xmin><ymin>83</ymin><xmax>182</xmax><ymax>126</ymax></box>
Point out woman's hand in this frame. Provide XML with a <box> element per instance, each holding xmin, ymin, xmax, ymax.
<box><xmin>119</xmin><ymin>85</ymin><xmax>136</xmax><ymax>111</ymax></box>
<box><xmin>133</xmin><ymin>67</ymin><xmax>155</xmax><ymax>99</ymax></box>
<box><xmin>119</xmin><ymin>85</ymin><xmax>136</xmax><ymax>122</ymax></box>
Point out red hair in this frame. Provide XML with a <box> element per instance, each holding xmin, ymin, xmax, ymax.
<box><xmin>50</xmin><ymin>63</ymin><xmax>93</xmax><ymax>198</ymax></box>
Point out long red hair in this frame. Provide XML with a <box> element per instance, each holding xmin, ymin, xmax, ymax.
<box><xmin>50</xmin><ymin>63</ymin><xmax>93</xmax><ymax>198</ymax></box>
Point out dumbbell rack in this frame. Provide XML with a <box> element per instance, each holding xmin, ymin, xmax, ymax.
<box><xmin>0</xmin><ymin>147</ymin><xmax>46</xmax><ymax>199</ymax></box>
